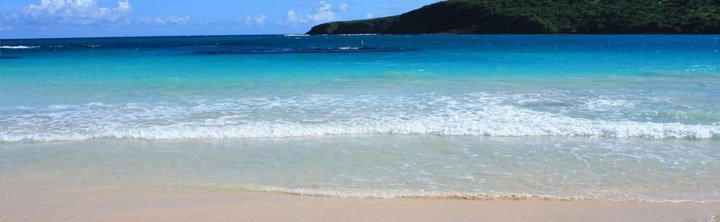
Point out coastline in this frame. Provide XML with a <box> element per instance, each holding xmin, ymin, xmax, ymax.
<box><xmin>2</xmin><ymin>35</ymin><xmax>719</xmax><ymax>221</ymax></box>
<box><xmin>2</xmin><ymin>187</ymin><xmax>718</xmax><ymax>222</ymax></box>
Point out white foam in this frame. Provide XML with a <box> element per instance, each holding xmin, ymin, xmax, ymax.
<box><xmin>249</xmin><ymin>186</ymin><xmax>714</xmax><ymax>202</ymax></box>
<box><xmin>1</xmin><ymin>110</ymin><xmax>718</xmax><ymax>142</ymax></box>
<box><xmin>584</xmin><ymin>99</ymin><xmax>635</xmax><ymax>111</ymax></box>
<box><xmin>685</xmin><ymin>65</ymin><xmax>717</xmax><ymax>73</ymax></box>
<box><xmin>0</xmin><ymin>45</ymin><xmax>40</xmax><ymax>49</ymax></box>
<box><xmin>1</xmin><ymin>94</ymin><xmax>718</xmax><ymax>142</ymax></box>
<box><xmin>338</xmin><ymin>34</ymin><xmax>377</xmax><ymax>36</ymax></box>
<box><xmin>258</xmin><ymin>187</ymin><xmax>585</xmax><ymax>201</ymax></box>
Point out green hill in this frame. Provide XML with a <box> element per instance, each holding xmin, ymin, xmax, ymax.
<box><xmin>307</xmin><ymin>0</ymin><xmax>720</xmax><ymax>34</ymax></box>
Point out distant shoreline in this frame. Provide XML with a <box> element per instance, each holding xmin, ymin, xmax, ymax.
<box><xmin>307</xmin><ymin>0</ymin><xmax>720</xmax><ymax>35</ymax></box>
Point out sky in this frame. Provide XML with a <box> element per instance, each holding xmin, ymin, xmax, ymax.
<box><xmin>0</xmin><ymin>0</ymin><xmax>440</xmax><ymax>39</ymax></box>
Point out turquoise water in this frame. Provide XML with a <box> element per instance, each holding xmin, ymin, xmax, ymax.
<box><xmin>1</xmin><ymin>35</ymin><xmax>719</xmax><ymax>201</ymax></box>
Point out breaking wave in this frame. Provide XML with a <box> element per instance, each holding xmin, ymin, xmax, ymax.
<box><xmin>0</xmin><ymin>45</ymin><xmax>40</xmax><ymax>49</ymax></box>
<box><xmin>202</xmin><ymin>185</ymin><xmax>718</xmax><ymax>203</ymax></box>
<box><xmin>1</xmin><ymin>94</ymin><xmax>718</xmax><ymax>142</ymax></box>
<box><xmin>259</xmin><ymin>187</ymin><xmax>587</xmax><ymax>201</ymax></box>
<box><xmin>1</xmin><ymin>118</ymin><xmax>718</xmax><ymax>142</ymax></box>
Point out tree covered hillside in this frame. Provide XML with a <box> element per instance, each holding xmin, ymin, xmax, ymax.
<box><xmin>307</xmin><ymin>0</ymin><xmax>720</xmax><ymax>34</ymax></box>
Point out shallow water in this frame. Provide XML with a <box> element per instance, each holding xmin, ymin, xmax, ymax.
<box><xmin>1</xmin><ymin>35</ymin><xmax>719</xmax><ymax>201</ymax></box>
<box><xmin>1</xmin><ymin>136</ymin><xmax>719</xmax><ymax>202</ymax></box>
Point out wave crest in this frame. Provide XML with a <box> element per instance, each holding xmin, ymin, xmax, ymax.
<box><xmin>2</xmin><ymin>95</ymin><xmax>718</xmax><ymax>142</ymax></box>
<box><xmin>0</xmin><ymin>45</ymin><xmax>40</xmax><ymax>49</ymax></box>
<box><xmin>1</xmin><ymin>118</ymin><xmax>718</xmax><ymax>142</ymax></box>
<box><xmin>259</xmin><ymin>187</ymin><xmax>587</xmax><ymax>201</ymax></box>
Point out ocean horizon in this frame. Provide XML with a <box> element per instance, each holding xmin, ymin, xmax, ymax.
<box><xmin>1</xmin><ymin>34</ymin><xmax>719</xmax><ymax>203</ymax></box>
<box><xmin>3</xmin><ymin>33</ymin><xmax>719</xmax><ymax>40</ymax></box>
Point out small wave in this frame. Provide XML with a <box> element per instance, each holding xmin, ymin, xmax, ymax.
<box><xmin>171</xmin><ymin>183</ymin><xmax>718</xmax><ymax>203</ymax></box>
<box><xmin>1</xmin><ymin>118</ymin><xmax>718</xmax><ymax>142</ymax></box>
<box><xmin>250</xmin><ymin>186</ymin><xmax>714</xmax><ymax>203</ymax></box>
<box><xmin>259</xmin><ymin>187</ymin><xmax>587</xmax><ymax>201</ymax></box>
<box><xmin>686</xmin><ymin>65</ymin><xmax>717</xmax><ymax>73</ymax></box>
<box><xmin>338</xmin><ymin>34</ymin><xmax>378</xmax><ymax>36</ymax></box>
<box><xmin>338</xmin><ymin>46</ymin><xmax>360</xmax><ymax>50</ymax></box>
<box><xmin>195</xmin><ymin>47</ymin><xmax>408</xmax><ymax>55</ymax></box>
<box><xmin>0</xmin><ymin>45</ymin><xmax>40</xmax><ymax>49</ymax></box>
<box><xmin>584</xmin><ymin>99</ymin><xmax>636</xmax><ymax>111</ymax></box>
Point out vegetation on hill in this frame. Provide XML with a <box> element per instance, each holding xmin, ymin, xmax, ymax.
<box><xmin>307</xmin><ymin>0</ymin><xmax>720</xmax><ymax>34</ymax></box>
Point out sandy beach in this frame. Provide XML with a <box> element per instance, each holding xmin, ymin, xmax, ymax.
<box><xmin>2</xmin><ymin>187</ymin><xmax>718</xmax><ymax>222</ymax></box>
<box><xmin>3</xmin><ymin>21</ymin><xmax>720</xmax><ymax>222</ymax></box>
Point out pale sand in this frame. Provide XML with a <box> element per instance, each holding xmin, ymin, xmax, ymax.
<box><xmin>1</xmin><ymin>187</ymin><xmax>718</xmax><ymax>222</ymax></box>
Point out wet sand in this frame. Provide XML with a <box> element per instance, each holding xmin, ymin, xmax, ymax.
<box><xmin>2</xmin><ymin>187</ymin><xmax>718</xmax><ymax>222</ymax></box>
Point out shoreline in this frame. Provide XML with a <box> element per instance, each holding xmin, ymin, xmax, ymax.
<box><xmin>2</xmin><ymin>187</ymin><xmax>718</xmax><ymax>222</ymax></box>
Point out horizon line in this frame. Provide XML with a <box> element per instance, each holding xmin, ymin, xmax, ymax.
<box><xmin>2</xmin><ymin>33</ymin><xmax>714</xmax><ymax>41</ymax></box>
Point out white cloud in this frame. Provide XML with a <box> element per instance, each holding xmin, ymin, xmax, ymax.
<box><xmin>338</xmin><ymin>3</ymin><xmax>350</xmax><ymax>12</ymax></box>
<box><xmin>306</xmin><ymin>1</ymin><xmax>338</xmax><ymax>22</ymax></box>
<box><xmin>244</xmin><ymin>15</ymin><xmax>266</xmax><ymax>26</ymax></box>
<box><xmin>166</xmin><ymin>16</ymin><xmax>189</xmax><ymax>25</ymax></box>
<box><xmin>140</xmin><ymin>16</ymin><xmax>190</xmax><ymax>25</ymax></box>
<box><xmin>285</xmin><ymin>10</ymin><xmax>304</xmax><ymax>24</ymax></box>
<box><xmin>21</xmin><ymin>0</ymin><xmax>132</xmax><ymax>25</ymax></box>
<box><xmin>365</xmin><ymin>13</ymin><xmax>375</xmax><ymax>19</ymax></box>
<box><xmin>285</xmin><ymin>1</ymin><xmax>345</xmax><ymax>25</ymax></box>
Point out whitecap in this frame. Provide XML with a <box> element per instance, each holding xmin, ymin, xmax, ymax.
<box><xmin>338</xmin><ymin>46</ymin><xmax>360</xmax><ymax>50</ymax></box>
<box><xmin>0</xmin><ymin>45</ymin><xmax>40</xmax><ymax>49</ymax></box>
<box><xmin>283</xmin><ymin>34</ymin><xmax>309</xmax><ymax>37</ymax></box>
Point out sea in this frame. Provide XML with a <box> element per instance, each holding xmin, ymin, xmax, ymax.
<box><xmin>1</xmin><ymin>35</ymin><xmax>719</xmax><ymax>202</ymax></box>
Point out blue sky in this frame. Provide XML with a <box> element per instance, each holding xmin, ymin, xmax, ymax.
<box><xmin>0</xmin><ymin>0</ymin><xmax>440</xmax><ymax>38</ymax></box>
